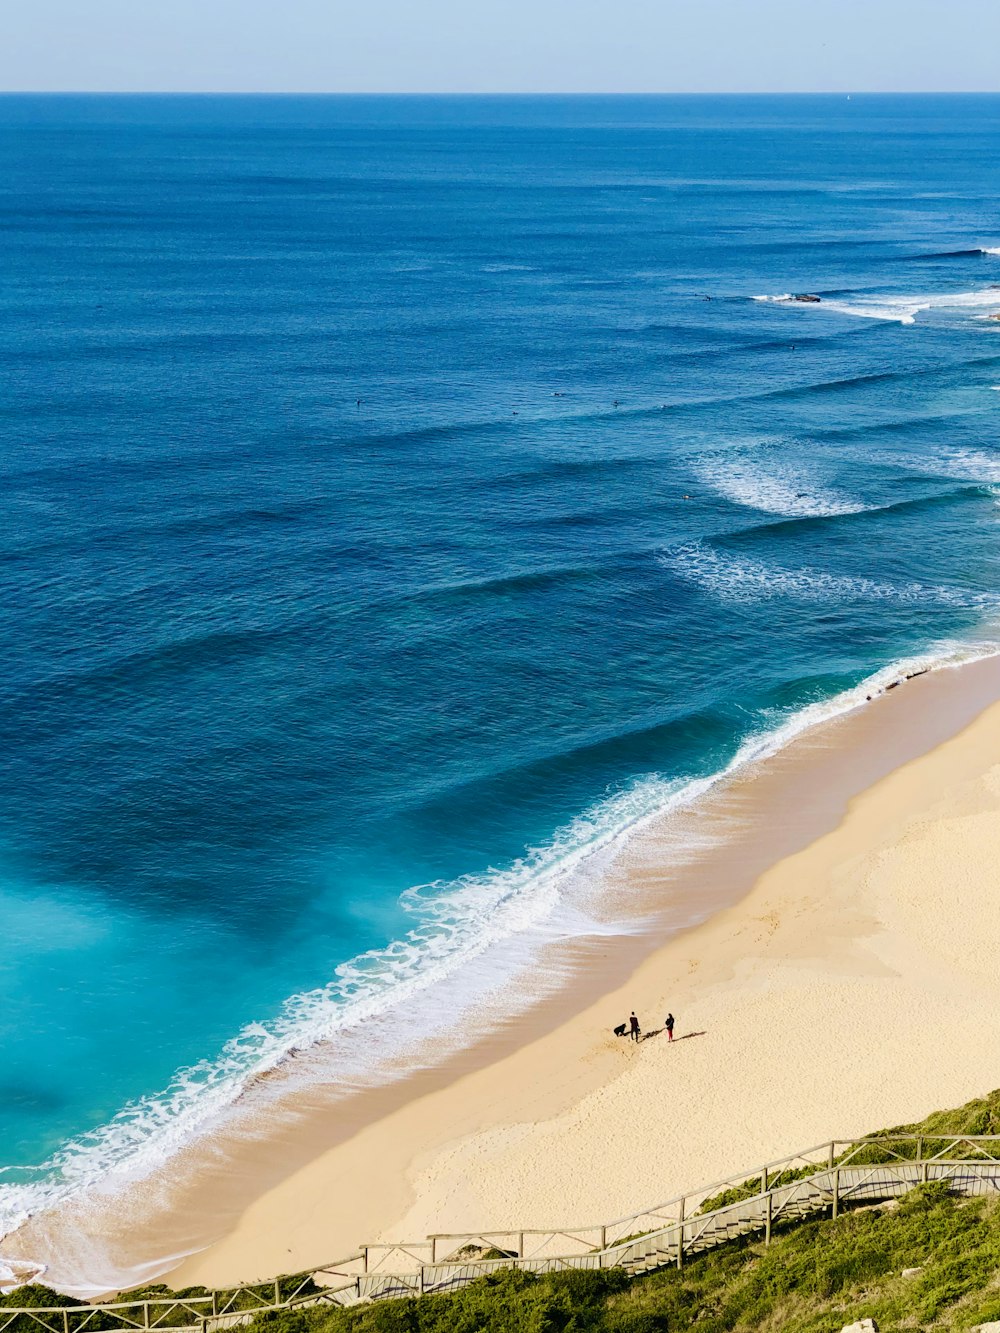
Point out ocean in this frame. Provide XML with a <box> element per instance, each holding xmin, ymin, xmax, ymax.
<box><xmin>2</xmin><ymin>92</ymin><xmax>1000</xmax><ymax>1241</ymax></box>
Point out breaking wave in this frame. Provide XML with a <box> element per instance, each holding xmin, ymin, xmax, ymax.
<box><xmin>754</xmin><ymin>286</ymin><xmax>1000</xmax><ymax>325</ymax></box>
<box><xmin>697</xmin><ymin>453</ymin><xmax>866</xmax><ymax>518</ymax></box>
<box><xmin>662</xmin><ymin>541</ymin><xmax>1000</xmax><ymax>609</ymax></box>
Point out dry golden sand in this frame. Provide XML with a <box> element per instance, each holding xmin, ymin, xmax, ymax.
<box><xmin>159</xmin><ymin>655</ymin><xmax>1000</xmax><ymax>1289</ymax></box>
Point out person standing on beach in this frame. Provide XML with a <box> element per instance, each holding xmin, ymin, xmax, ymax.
<box><xmin>665</xmin><ymin>1013</ymin><xmax>675</xmax><ymax>1041</ymax></box>
<box><xmin>629</xmin><ymin>1011</ymin><xmax>641</xmax><ymax>1042</ymax></box>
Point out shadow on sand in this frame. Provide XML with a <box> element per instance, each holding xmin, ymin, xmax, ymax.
<box><xmin>639</xmin><ymin>1029</ymin><xmax>707</xmax><ymax>1044</ymax></box>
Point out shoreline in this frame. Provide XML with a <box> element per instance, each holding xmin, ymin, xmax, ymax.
<box><xmin>9</xmin><ymin>648</ymin><xmax>1000</xmax><ymax>1293</ymax></box>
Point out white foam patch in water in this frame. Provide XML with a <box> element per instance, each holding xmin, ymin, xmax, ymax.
<box><xmin>697</xmin><ymin>455</ymin><xmax>865</xmax><ymax>518</ymax></box>
<box><xmin>876</xmin><ymin>444</ymin><xmax>1000</xmax><ymax>488</ymax></box>
<box><xmin>754</xmin><ymin>287</ymin><xmax>1000</xmax><ymax>325</ymax></box>
<box><xmin>823</xmin><ymin>298</ymin><xmax>927</xmax><ymax>324</ymax></box>
<box><xmin>0</xmin><ymin>1258</ymin><xmax>46</xmax><ymax>1295</ymax></box>
<box><xmin>663</xmin><ymin>541</ymin><xmax>1000</xmax><ymax>609</ymax></box>
<box><xmin>927</xmin><ymin>446</ymin><xmax>1000</xmax><ymax>485</ymax></box>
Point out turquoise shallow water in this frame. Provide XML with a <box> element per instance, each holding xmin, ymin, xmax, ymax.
<box><xmin>2</xmin><ymin>93</ymin><xmax>1000</xmax><ymax>1235</ymax></box>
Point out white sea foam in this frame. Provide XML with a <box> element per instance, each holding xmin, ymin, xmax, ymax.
<box><xmin>981</xmin><ymin>247</ymin><xmax>1000</xmax><ymax>256</ymax></box>
<box><xmin>698</xmin><ymin>454</ymin><xmax>865</xmax><ymax>518</ymax></box>
<box><xmin>663</xmin><ymin>540</ymin><xmax>1000</xmax><ymax>609</ymax></box>
<box><xmin>0</xmin><ymin>1258</ymin><xmax>46</xmax><ymax>1296</ymax></box>
<box><xmin>5</xmin><ymin>627</ymin><xmax>1000</xmax><ymax>1285</ymax></box>
<box><xmin>755</xmin><ymin>286</ymin><xmax>1000</xmax><ymax>325</ymax></box>
<box><xmin>927</xmin><ymin>446</ymin><xmax>1000</xmax><ymax>485</ymax></box>
<box><xmin>823</xmin><ymin>298</ymin><xmax>928</xmax><ymax>324</ymax></box>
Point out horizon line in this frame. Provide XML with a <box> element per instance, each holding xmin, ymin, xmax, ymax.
<box><xmin>3</xmin><ymin>88</ymin><xmax>1000</xmax><ymax>98</ymax></box>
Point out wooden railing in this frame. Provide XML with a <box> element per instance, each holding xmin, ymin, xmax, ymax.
<box><xmin>6</xmin><ymin>1134</ymin><xmax>1000</xmax><ymax>1328</ymax></box>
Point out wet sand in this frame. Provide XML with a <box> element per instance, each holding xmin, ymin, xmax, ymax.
<box><xmin>8</xmin><ymin>653</ymin><xmax>1000</xmax><ymax>1294</ymax></box>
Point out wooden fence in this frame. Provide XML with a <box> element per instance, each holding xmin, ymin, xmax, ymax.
<box><xmin>6</xmin><ymin>1133</ymin><xmax>1000</xmax><ymax>1328</ymax></box>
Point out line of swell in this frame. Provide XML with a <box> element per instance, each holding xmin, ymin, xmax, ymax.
<box><xmin>807</xmin><ymin>410</ymin><xmax>990</xmax><ymax>444</ymax></box>
<box><xmin>14</xmin><ymin>483</ymin><xmax>994</xmax><ymax>717</ymax></box>
<box><xmin>904</xmin><ymin>247</ymin><xmax>1000</xmax><ymax>260</ymax></box>
<box><xmin>689</xmin><ymin>482</ymin><xmax>997</xmax><ymax>545</ymax></box>
<box><xmin>748</xmin><ymin>353</ymin><xmax>1000</xmax><ymax>405</ymax></box>
<box><xmin>0</xmin><ymin>501</ymin><xmax>329</xmax><ymax>565</ymax></box>
<box><xmin>10</xmin><ymin>344</ymin><xmax>1000</xmax><ymax>497</ymax></box>
<box><xmin>0</xmin><ymin>628</ymin><xmax>292</xmax><ymax>737</ymax></box>
<box><xmin>661</xmin><ymin>539</ymin><xmax>1000</xmax><ymax>609</ymax></box>
<box><xmin>2</xmin><ymin>556</ymin><xmax>633</xmax><ymax>726</ymax></box>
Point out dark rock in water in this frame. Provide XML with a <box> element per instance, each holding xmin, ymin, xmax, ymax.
<box><xmin>793</xmin><ymin>293</ymin><xmax>821</xmax><ymax>303</ymax></box>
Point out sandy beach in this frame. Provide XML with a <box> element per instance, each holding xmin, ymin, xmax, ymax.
<box><xmin>157</xmin><ymin>652</ymin><xmax>1000</xmax><ymax>1288</ymax></box>
<box><xmin>9</xmin><ymin>652</ymin><xmax>1000</xmax><ymax>1295</ymax></box>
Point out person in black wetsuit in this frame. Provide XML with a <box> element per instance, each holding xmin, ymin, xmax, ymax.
<box><xmin>629</xmin><ymin>1011</ymin><xmax>641</xmax><ymax>1042</ymax></box>
<box><xmin>665</xmin><ymin>1013</ymin><xmax>675</xmax><ymax>1042</ymax></box>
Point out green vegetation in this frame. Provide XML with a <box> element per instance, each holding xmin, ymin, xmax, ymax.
<box><xmin>8</xmin><ymin>1090</ymin><xmax>1000</xmax><ymax>1333</ymax></box>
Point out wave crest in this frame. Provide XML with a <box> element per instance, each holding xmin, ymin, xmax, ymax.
<box><xmin>697</xmin><ymin>453</ymin><xmax>865</xmax><ymax>518</ymax></box>
<box><xmin>754</xmin><ymin>285</ymin><xmax>1000</xmax><ymax>325</ymax></box>
<box><xmin>662</xmin><ymin>541</ymin><xmax>1000</xmax><ymax>608</ymax></box>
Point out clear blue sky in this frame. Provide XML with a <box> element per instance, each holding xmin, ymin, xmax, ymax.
<box><xmin>4</xmin><ymin>0</ymin><xmax>999</xmax><ymax>94</ymax></box>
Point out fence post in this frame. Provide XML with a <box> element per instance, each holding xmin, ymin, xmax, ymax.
<box><xmin>599</xmin><ymin>1225</ymin><xmax>607</xmax><ymax>1251</ymax></box>
<box><xmin>63</xmin><ymin>1312</ymin><xmax>70</xmax><ymax>1333</ymax></box>
<box><xmin>419</xmin><ymin>1267</ymin><xmax>425</xmax><ymax>1296</ymax></box>
<box><xmin>143</xmin><ymin>1303</ymin><xmax>150</xmax><ymax>1330</ymax></box>
<box><xmin>430</xmin><ymin>1237</ymin><xmax>436</xmax><ymax>1265</ymax></box>
<box><xmin>274</xmin><ymin>1280</ymin><xmax>281</xmax><ymax>1307</ymax></box>
<box><xmin>363</xmin><ymin>1247</ymin><xmax>369</xmax><ymax>1275</ymax></box>
<box><xmin>832</xmin><ymin>1168</ymin><xmax>840</xmax><ymax>1219</ymax></box>
<box><xmin>765</xmin><ymin>1190</ymin><xmax>773</xmax><ymax>1246</ymax></box>
<box><xmin>517</xmin><ymin>1232</ymin><xmax>524</xmax><ymax>1259</ymax></box>
<box><xmin>828</xmin><ymin>1141</ymin><xmax>836</xmax><ymax>1168</ymax></box>
<box><xmin>676</xmin><ymin>1197</ymin><xmax>685</xmax><ymax>1270</ymax></box>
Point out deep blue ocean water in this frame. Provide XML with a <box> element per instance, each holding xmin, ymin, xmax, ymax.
<box><xmin>3</xmin><ymin>93</ymin><xmax>1000</xmax><ymax>1233</ymax></box>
